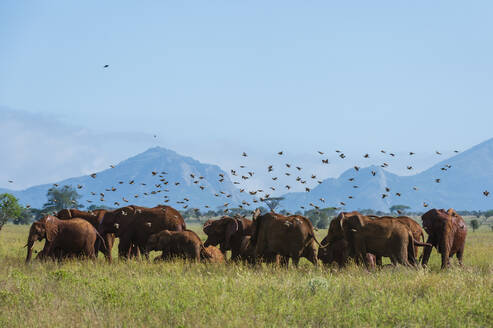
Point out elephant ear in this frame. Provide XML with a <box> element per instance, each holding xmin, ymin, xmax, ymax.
<box><xmin>57</xmin><ymin>209</ymin><xmax>72</xmax><ymax>219</ymax></box>
<box><xmin>341</xmin><ymin>213</ymin><xmax>365</xmax><ymax>233</ymax></box>
<box><xmin>224</xmin><ymin>218</ymin><xmax>239</xmax><ymax>249</ymax></box>
<box><xmin>45</xmin><ymin>216</ymin><xmax>59</xmax><ymax>242</ymax></box>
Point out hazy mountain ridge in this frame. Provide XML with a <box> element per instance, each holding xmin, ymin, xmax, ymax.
<box><xmin>3</xmin><ymin>138</ymin><xmax>493</xmax><ymax>211</ymax></box>
<box><xmin>5</xmin><ymin>147</ymin><xmax>245</xmax><ymax>210</ymax></box>
<box><xmin>280</xmin><ymin>138</ymin><xmax>493</xmax><ymax>211</ymax></box>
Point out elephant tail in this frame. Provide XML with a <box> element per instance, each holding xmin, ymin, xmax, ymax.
<box><xmin>309</xmin><ymin>233</ymin><xmax>329</xmax><ymax>249</ymax></box>
<box><xmin>95</xmin><ymin>229</ymin><xmax>107</xmax><ymax>251</ymax></box>
<box><xmin>407</xmin><ymin>233</ymin><xmax>418</xmax><ymax>266</ymax></box>
<box><xmin>414</xmin><ymin>239</ymin><xmax>432</xmax><ymax>247</ymax></box>
<box><xmin>200</xmin><ymin>244</ymin><xmax>212</xmax><ymax>260</ymax></box>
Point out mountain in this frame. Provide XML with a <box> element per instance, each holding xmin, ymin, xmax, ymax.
<box><xmin>280</xmin><ymin>138</ymin><xmax>493</xmax><ymax>212</ymax></box>
<box><xmin>4</xmin><ymin>147</ymin><xmax>245</xmax><ymax>210</ymax></box>
<box><xmin>4</xmin><ymin>138</ymin><xmax>493</xmax><ymax>212</ymax></box>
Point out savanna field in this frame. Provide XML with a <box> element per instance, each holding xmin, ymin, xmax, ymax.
<box><xmin>0</xmin><ymin>223</ymin><xmax>492</xmax><ymax>328</ymax></box>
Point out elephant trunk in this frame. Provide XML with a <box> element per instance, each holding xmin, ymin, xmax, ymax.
<box><xmin>25</xmin><ymin>239</ymin><xmax>34</xmax><ymax>263</ymax></box>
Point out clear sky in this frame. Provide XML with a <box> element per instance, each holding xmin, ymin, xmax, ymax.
<box><xmin>1</xmin><ymin>1</ymin><xmax>492</xmax><ymax>190</ymax></box>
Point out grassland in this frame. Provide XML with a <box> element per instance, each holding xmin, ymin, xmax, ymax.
<box><xmin>0</xmin><ymin>223</ymin><xmax>492</xmax><ymax>327</ymax></box>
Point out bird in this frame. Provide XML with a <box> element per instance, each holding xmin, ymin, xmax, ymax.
<box><xmin>318</xmin><ymin>151</ymin><xmax>324</xmax><ymax>155</ymax></box>
<box><xmin>152</xmin><ymin>171</ymin><xmax>158</xmax><ymax>176</ymax></box>
<box><xmin>296</xmin><ymin>166</ymin><xmax>302</xmax><ymax>171</ymax></box>
<box><xmin>413</xmin><ymin>186</ymin><xmax>418</xmax><ymax>191</ymax></box>
<box><xmin>423</xmin><ymin>202</ymin><xmax>429</xmax><ymax>208</ymax></box>
<box><xmin>268</xmin><ymin>165</ymin><xmax>273</xmax><ymax>172</ymax></box>
<box><xmin>322</xmin><ymin>159</ymin><xmax>329</xmax><ymax>164</ymax></box>
<box><xmin>311</xmin><ymin>175</ymin><xmax>316</xmax><ymax>179</ymax></box>
<box><xmin>354</xmin><ymin>166</ymin><xmax>360</xmax><ymax>171</ymax></box>
<box><xmin>409</xmin><ymin>152</ymin><xmax>415</xmax><ymax>155</ymax></box>
<box><xmin>305</xmin><ymin>187</ymin><xmax>310</xmax><ymax>192</ymax></box>
<box><xmin>363</xmin><ymin>154</ymin><xmax>369</xmax><ymax>158</ymax></box>
<box><xmin>385</xmin><ymin>187</ymin><xmax>390</xmax><ymax>192</ymax></box>
<box><xmin>90</xmin><ymin>173</ymin><xmax>97</xmax><ymax>178</ymax></box>
<box><xmin>77</xmin><ymin>184</ymin><xmax>83</xmax><ymax>189</ymax></box>
<box><xmin>278</xmin><ymin>151</ymin><xmax>283</xmax><ymax>155</ymax></box>
<box><xmin>381</xmin><ymin>150</ymin><xmax>386</xmax><ymax>154</ymax></box>
<box><xmin>483</xmin><ymin>190</ymin><xmax>490</xmax><ymax>197</ymax></box>
<box><xmin>436</xmin><ymin>151</ymin><xmax>442</xmax><ymax>155</ymax></box>
<box><xmin>8</xmin><ymin>180</ymin><xmax>13</xmax><ymax>183</ymax></box>
<box><xmin>272</xmin><ymin>177</ymin><xmax>278</xmax><ymax>180</ymax></box>
<box><xmin>454</xmin><ymin>150</ymin><xmax>460</xmax><ymax>153</ymax></box>
<box><xmin>340</xmin><ymin>202</ymin><xmax>346</xmax><ymax>206</ymax></box>
<box><xmin>242</xmin><ymin>152</ymin><xmax>247</xmax><ymax>157</ymax></box>
<box><xmin>348</xmin><ymin>178</ymin><xmax>355</xmax><ymax>182</ymax></box>
<box><xmin>435</xmin><ymin>179</ymin><xmax>441</xmax><ymax>183</ymax></box>
<box><xmin>285</xmin><ymin>164</ymin><xmax>291</xmax><ymax>168</ymax></box>
<box><xmin>382</xmin><ymin>194</ymin><xmax>387</xmax><ymax>199</ymax></box>
<box><xmin>390</xmin><ymin>153</ymin><xmax>395</xmax><ymax>157</ymax></box>
<box><xmin>339</xmin><ymin>154</ymin><xmax>346</xmax><ymax>159</ymax></box>
<box><xmin>240</xmin><ymin>165</ymin><xmax>246</xmax><ymax>168</ymax></box>
<box><xmin>371</xmin><ymin>171</ymin><xmax>376</xmax><ymax>176</ymax></box>
<box><xmin>103</xmin><ymin>64</ymin><xmax>109</xmax><ymax>68</ymax></box>
<box><xmin>285</xmin><ymin>185</ymin><xmax>291</xmax><ymax>190</ymax></box>
<box><xmin>110</xmin><ymin>165</ymin><xmax>115</xmax><ymax>168</ymax></box>
<box><xmin>407</xmin><ymin>166</ymin><xmax>413</xmax><ymax>170</ymax></box>
<box><xmin>396</xmin><ymin>193</ymin><xmax>402</xmax><ymax>197</ymax></box>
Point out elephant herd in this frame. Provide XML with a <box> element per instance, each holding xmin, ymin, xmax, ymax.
<box><xmin>24</xmin><ymin>205</ymin><xmax>468</xmax><ymax>269</ymax></box>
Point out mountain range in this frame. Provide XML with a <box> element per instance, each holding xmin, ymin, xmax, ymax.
<box><xmin>3</xmin><ymin>138</ymin><xmax>493</xmax><ymax>211</ymax></box>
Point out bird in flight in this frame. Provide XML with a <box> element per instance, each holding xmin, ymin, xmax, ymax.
<box><xmin>483</xmin><ymin>190</ymin><xmax>490</xmax><ymax>197</ymax></box>
<box><xmin>103</xmin><ymin>64</ymin><xmax>109</xmax><ymax>68</ymax></box>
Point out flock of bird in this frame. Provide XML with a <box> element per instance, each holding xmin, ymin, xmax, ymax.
<box><xmin>6</xmin><ymin>144</ymin><xmax>492</xmax><ymax>215</ymax></box>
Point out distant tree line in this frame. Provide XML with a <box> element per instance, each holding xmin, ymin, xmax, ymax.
<box><xmin>2</xmin><ymin>188</ymin><xmax>493</xmax><ymax>232</ymax></box>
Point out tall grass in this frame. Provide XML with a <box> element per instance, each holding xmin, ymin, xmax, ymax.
<box><xmin>0</xmin><ymin>224</ymin><xmax>492</xmax><ymax>327</ymax></box>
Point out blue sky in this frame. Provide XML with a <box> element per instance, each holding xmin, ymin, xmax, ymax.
<box><xmin>1</xmin><ymin>1</ymin><xmax>492</xmax><ymax>190</ymax></box>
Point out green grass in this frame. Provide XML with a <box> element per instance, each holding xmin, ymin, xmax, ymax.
<box><xmin>0</xmin><ymin>224</ymin><xmax>492</xmax><ymax>327</ymax></box>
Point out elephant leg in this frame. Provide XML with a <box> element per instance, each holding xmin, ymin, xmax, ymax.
<box><xmin>230</xmin><ymin>249</ymin><xmax>240</xmax><ymax>262</ymax></box>
<box><xmin>376</xmin><ymin>256</ymin><xmax>383</xmax><ymax>266</ymax></box>
<box><xmin>456</xmin><ymin>247</ymin><xmax>465</xmax><ymax>266</ymax></box>
<box><xmin>291</xmin><ymin>256</ymin><xmax>299</xmax><ymax>268</ymax></box>
<box><xmin>118</xmin><ymin>235</ymin><xmax>132</xmax><ymax>259</ymax></box>
<box><xmin>101</xmin><ymin>233</ymin><xmax>114</xmax><ymax>262</ymax></box>
<box><xmin>421</xmin><ymin>237</ymin><xmax>433</xmax><ymax>267</ymax></box>
<box><xmin>440</xmin><ymin>247</ymin><xmax>450</xmax><ymax>269</ymax></box>
<box><xmin>280</xmin><ymin>256</ymin><xmax>290</xmax><ymax>268</ymax></box>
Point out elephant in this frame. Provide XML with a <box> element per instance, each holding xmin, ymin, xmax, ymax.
<box><xmin>203</xmin><ymin>214</ymin><xmax>254</xmax><ymax>261</ymax></box>
<box><xmin>369</xmin><ymin>215</ymin><xmax>425</xmax><ymax>264</ymax></box>
<box><xmin>317</xmin><ymin>235</ymin><xmax>376</xmax><ymax>268</ymax></box>
<box><xmin>25</xmin><ymin>215</ymin><xmax>100</xmax><ymax>263</ymax></box>
<box><xmin>98</xmin><ymin>205</ymin><xmax>186</xmax><ymax>259</ymax></box>
<box><xmin>421</xmin><ymin>208</ymin><xmax>467</xmax><ymax>269</ymax></box>
<box><xmin>146</xmin><ymin>229</ymin><xmax>204</xmax><ymax>262</ymax></box>
<box><xmin>250</xmin><ymin>209</ymin><xmax>325</xmax><ymax>267</ymax></box>
<box><xmin>201</xmin><ymin>246</ymin><xmax>225</xmax><ymax>263</ymax></box>
<box><xmin>337</xmin><ymin>212</ymin><xmax>430</xmax><ymax>268</ymax></box>
<box><xmin>57</xmin><ymin>208</ymin><xmax>115</xmax><ymax>261</ymax></box>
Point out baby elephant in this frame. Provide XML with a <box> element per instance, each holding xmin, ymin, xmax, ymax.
<box><xmin>146</xmin><ymin>229</ymin><xmax>204</xmax><ymax>262</ymax></box>
<box><xmin>201</xmin><ymin>246</ymin><xmax>225</xmax><ymax>263</ymax></box>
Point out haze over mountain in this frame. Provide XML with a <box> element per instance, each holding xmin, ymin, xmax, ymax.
<box><xmin>280</xmin><ymin>138</ymin><xmax>493</xmax><ymax>212</ymax></box>
<box><xmin>4</xmin><ymin>147</ymin><xmax>245</xmax><ymax>210</ymax></box>
<box><xmin>2</xmin><ymin>138</ymin><xmax>493</xmax><ymax>212</ymax></box>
